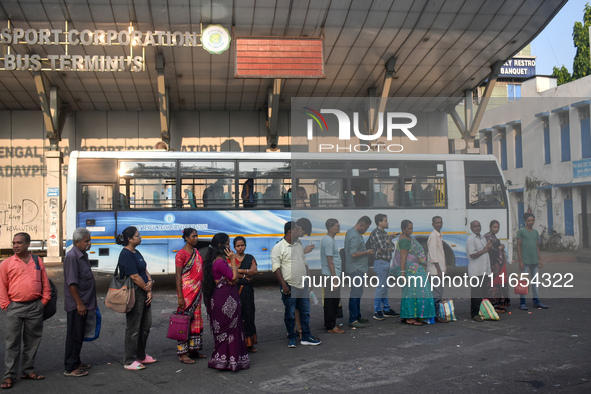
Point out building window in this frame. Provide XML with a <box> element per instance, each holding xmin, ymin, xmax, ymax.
<box><xmin>486</xmin><ymin>131</ymin><xmax>492</xmax><ymax>155</ymax></box>
<box><xmin>579</xmin><ymin>106</ymin><xmax>591</xmax><ymax>159</ymax></box>
<box><xmin>559</xmin><ymin>112</ymin><xmax>571</xmax><ymax>162</ymax></box>
<box><xmin>500</xmin><ymin>130</ymin><xmax>507</xmax><ymax>170</ymax></box>
<box><xmin>514</xmin><ymin>126</ymin><xmax>523</xmax><ymax>168</ymax></box>
<box><xmin>507</xmin><ymin>84</ymin><xmax>521</xmax><ymax>102</ymax></box>
<box><xmin>545</xmin><ymin>189</ymin><xmax>553</xmax><ymax>232</ymax></box>
<box><xmin>543</xmin><ymin>120</ymin><xmax>551</xmax><ymax>164</ymax></box>
<box><xmin>515</xmin><ymin>192</ymin><xmax>525</xmax><ymax>228</ymax></box>
<box><xmin>563</xmin><ymin>188</ymin><xmax>574</xmax><ymax>236</ymax></box>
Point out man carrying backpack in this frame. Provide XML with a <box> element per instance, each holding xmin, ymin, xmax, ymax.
<box><xmin>0</xmin><ymin>233</ymin><xmax>51</xmax><ymax>389</ymax></box>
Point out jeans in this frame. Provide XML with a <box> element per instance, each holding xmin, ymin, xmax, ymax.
<box><xmin>348</xmin><ymin>270</ymin><xmax>365</xmax><ymax>323</ymax></box>
<box><xmin>124</xmin><ymin>288</ymin><xmax>152</xmax><ymax>365</ymax></box>
<box><xmin>64</xmin><ymin>310</ymin><xmax>88</xmax><ymax>372</ymax></box>
<box><xmin>373</xmin><ymin>260</ymin><xmax>391</xmax><ymax>313</ymax></box>
<box><xmin>281</xmin><ymin>285</ymin><xmax>311</xmax><ymax>339</ymax></box>
<box><xmin>520</xmin><ymin>264</ymin><xmax>540</xmax><ymax>305</ymax></box>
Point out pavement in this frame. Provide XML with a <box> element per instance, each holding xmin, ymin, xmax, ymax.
<box><xmin>1</xmin><ymin>255</ymin><xmax>590</xmax><ymax>393</ymax></box>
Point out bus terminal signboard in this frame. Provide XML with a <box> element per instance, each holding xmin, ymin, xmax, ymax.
<box><xmin>0</xmin><ymin>23</ymin><xmax>231</xmax><ymax>72</ymax></box>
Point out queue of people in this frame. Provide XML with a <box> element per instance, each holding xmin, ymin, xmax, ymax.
<box><xmin>0</xmin><ymin>212</ymin><xmax>549</xmax><ymax>386</ymax></box>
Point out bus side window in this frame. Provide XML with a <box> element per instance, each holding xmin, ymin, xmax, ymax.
<box><xmin>81</xmin><ymin>185</ymin><xmax>113</xmax><ymax>211</ymax></box>
<box><xmin>119</xmin><ymin>193</ymin><xmax>129</xmax><ymax>209</ymax></box>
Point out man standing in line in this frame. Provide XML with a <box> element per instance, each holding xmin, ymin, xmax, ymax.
<box><xmin>345</xmin><ymin>216</ymin><xmax>374</xmax><ymax>329</ymax></box>
<box><xmin>321</xmin><ymin>218</ymin><xmax>345</xmax><ymax>334</ymax></box>
<box><xmin>0</xmin><ymin>233</ymin><xmax>51</xmax><ymax>389</ymax></box>
<box><xmin>272</xmin><ymin>221</ymin><xmax>322</xmax><ymax>348</ymax></box>
<box><xmin>466</xmin><ymin>221</ymin><xmax>492</xmax><ymax>322</ymax></box>
<box><xmin>63</xmin><ymin>228</ymin><xmax>97</xmax><ymax>377</ymax></box>
<box><xmin>517</xmin><ymin>213</ymin><xmax>548</xmax><ymax>310</ymax></box>
<box><xmin>427</xmin><ymin>216</ymin><xmax>447</xmax><ymax>323</ymax></box>
<box><xmin>368</xmin><ymin>214</ymin><xmax>399</xmax><ymax>321</ymax></box>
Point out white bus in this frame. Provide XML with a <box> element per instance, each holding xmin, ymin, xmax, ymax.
<box><xmin>66</xmin><ymin>151</ymin><xmax>510</xmax><ymax>273</ymax></box>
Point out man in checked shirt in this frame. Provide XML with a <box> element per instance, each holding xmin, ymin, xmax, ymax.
<box><xmin>368</xmin><ymin>214</ymin><xmax>400</xmax><ymax>321</ymax></box>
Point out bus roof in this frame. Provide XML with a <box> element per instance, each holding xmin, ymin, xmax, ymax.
<box><xmin>70</xmin><ymin>150</ymin><xmax>498</xmax><ymax>162</ymax></box>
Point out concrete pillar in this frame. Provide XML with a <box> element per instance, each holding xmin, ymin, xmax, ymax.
<box><xmin>45</xmin><ymin>150</ymin><xmax>63</xmax><ymax>266</ymax></box>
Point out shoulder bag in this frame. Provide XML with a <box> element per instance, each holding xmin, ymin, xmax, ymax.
<box><xmin>104</xmin><ymin>264</ymin><xmax>136</xmax><ymax>313</ymax></box>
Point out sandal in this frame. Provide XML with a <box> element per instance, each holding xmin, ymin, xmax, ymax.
<box><xmin>405</xmin><ymin>319</ymin><xmax>424</xmax><ymax>326</ymax></box>
<box><xmin>63</xmin><ymin>369</ymin><xmax>89</xmax><ymax>377</ymax></box>
<box><xmin>1</xmin><ymin>378</ymin><xmax>12</xmax><ymax>389</ymax></box>
<box><xmin>137</xmin><ymin>355</ymin><xmax>157</xmax><ymax>364</ymax></box>
<box><xmin>20</xmin><ymin>372</ymin><xmax>44</xmax><ymax>380</ymax></box>
<box><xmin>124</xmin><ymin>361</ymin><xmax>145</xmax><ymax>371</ymax></box>
<box><xmin>247</xmin><ymin>346</ymin><xmax>258</xmax><ymax>352</ymax></box>
<box><xmin>189</xmin><ymin>351</ymin><xmax>207</xmax><ymax>359</ymax></box>
<box><xmin>179</xmin><ymin>356</ymin><xmax>195</xmax><ymax>364</ymax></box>
<box><xmin>78</xmin><ymin>363</ymin><xmax>91</xmax><ymax>370</ymax></box>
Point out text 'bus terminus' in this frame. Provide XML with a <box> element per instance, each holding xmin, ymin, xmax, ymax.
<box><xmin>66</xmin><ymin>151</ymin><xmax>511</xmax><ymax>274</ymax></box>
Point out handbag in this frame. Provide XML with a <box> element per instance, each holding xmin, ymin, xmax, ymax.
<box><xmin>104</xmin><ymin>264</ymin><xmax>136</xmax><ymax>313</ymax></box>
<box><xmin>514</xmin><ymin>277</ymin><xmax>529</xmax><ymax>295</ymax></box>
<box><xmin>479</xmin><ymin>299</ymin><xmax>500</xmax><ymax>321</ymax></box>
<box><xmin>167</xmin><ymin>310</ymin><xmax>191</xmax><ymax>341</ymax></box>
<box><xmin>83</xmin><ymin>307</ymin><xmax>102</xmax><ymax>342</ymax></box>
<box><xmin>438</xmin><ymin>299</ymin><xmax>457</xmax><ymax>322</ymax></box>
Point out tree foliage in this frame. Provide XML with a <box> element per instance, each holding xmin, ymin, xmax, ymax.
<box><xmin>572</xmin><ymin>3</ymin><xmax>591</xmax><ymax>80</ymax></box>
<box><xmin>552</xmin><ymin>65</ymin><xmax>571</xmax><ymax>85</ymax></box>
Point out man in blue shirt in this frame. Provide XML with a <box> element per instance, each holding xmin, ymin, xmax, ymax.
<box><xmin>345</xmin><ymin>216</ymin><xmax>374</xmax><ymax>329</ymax></box>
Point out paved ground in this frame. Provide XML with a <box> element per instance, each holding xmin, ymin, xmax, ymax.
<box><xmin>0</xmin><ymin>256</ymin><xmax>590</xmax><ymax>393</ymax></box>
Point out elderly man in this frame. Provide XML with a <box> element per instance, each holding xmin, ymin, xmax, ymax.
<box><xmin>0</xmin><ymin>233</ymin><xmax>51</xmax><ymax>389</ymax></box>
<box><xmin>63</xmin><ymin>228</ymin><xmax>97</xmax><ymax>377</ymax></box>
<box><xmin>466</xmin><ymin>221</ymin><xmax>492</xmax><ymax>322</ymax></box>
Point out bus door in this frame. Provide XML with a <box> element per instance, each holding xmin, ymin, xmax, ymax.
<box><xmin>464</xmin><ymin>162</ymin><xmax>509</xmax><ymax>263</ymax></box>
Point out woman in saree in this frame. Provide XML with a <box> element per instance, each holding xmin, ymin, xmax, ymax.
<box><xmin>202</xmin><ymin>233</ymin><xmax>250</xmax><ymax>372</ymax></box>
<box><xmin>484</xmin><ymin>220</ymin><xmax>510</xmax><ymax>312</ymax></box>
<box><xmin>234</xmin><ymin>236</ymin><xmax>259</xmax><ymax>352</ymax></box>
<box><xmin>393</xmin><ymin>220</ymin><xmax>436</xmax><ymax>326</ymax></box>
<box><xmin>175</xmin><ymin>228</ymin><xmax>206</xmax><ymax>363</ymax></box>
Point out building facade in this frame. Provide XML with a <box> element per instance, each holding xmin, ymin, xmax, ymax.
<box><xmin>479</xmin><ymin>75</ymin><xmax>591</xmax><ymax>250</ymax></box>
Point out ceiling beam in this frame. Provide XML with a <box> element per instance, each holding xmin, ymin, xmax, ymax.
<box><xmin>267</xmin><ymin>78</ymin><xmax>281</xmax><ymax>150</ymax></box>
<box><xmin>33</xmin><ymin>72</ymin><xmax>68</xmax><ymax>150</ymax></box>
<box><xmin>468</xmin><ymin>60</ymin><xmax>504</xmax><ymax>140</ymax></box>
<box><xmin>156</xmin><ymin>54</ymin><xmax>170</xmax><ymax>145</ymax></box>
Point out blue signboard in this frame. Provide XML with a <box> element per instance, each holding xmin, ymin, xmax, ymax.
<box><xmin>47</xmin><ymin>187</ymin><xmax>59</xmax><ymax>197</ymax></box>
<box><xmin>573</xmin><ymin>158</ymin><xmax>591</xmax><ymax>178</ymax></box>
<box><xmin>499</xmin><ymin>58</ymin><xmax>536</xmax><ymax>78</ymax></box>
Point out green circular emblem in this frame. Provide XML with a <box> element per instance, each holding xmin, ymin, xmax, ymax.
<box><xmin>201</xmin><ymin>25</ymin><xmax>231</xmax><ymax>54</ymax></box>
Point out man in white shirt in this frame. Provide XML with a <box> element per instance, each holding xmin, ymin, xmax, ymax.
<box><xmin>466</xmin><ymin>220</ymin><xmax>492</xmax><ymax>322</ymax></box>
<box><xmin>272</xmin><ymin>221</ymin><xmax>322</xmax><ymax>348</ymax></box>
<box><xmin>427</xmin><ymin>216</ymin><xmax>446</xmax><ymax>323</ymax></box>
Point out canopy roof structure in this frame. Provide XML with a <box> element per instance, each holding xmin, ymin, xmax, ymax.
<box><xmin>0</xmin><ymin>0</ymin><xmax>566</xmax><ymax>112</ymax></box>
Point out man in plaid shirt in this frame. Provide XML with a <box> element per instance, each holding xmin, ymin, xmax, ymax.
<box><xmin>369</xmin><ymin>214</ymin><xmax>400</xmax><ymax>321</ymax></box>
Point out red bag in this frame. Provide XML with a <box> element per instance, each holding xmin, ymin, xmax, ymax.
<box><xmin>166</xmin><ymin>310</ymin><xmax>191</xmax><ymax>341</ymax></box>
<box><xmin>514</xmin><ymin>279</ymin><xmax>529</xmax><ymax>295</ymax></box>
